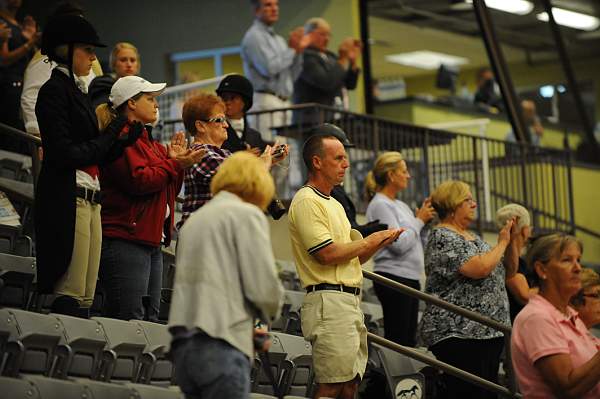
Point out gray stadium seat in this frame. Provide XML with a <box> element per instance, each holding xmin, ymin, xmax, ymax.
<box><xmin>0</xmin><ymin>309</ymin><xmax>64</xmax><ymax>377</ymax></box>
<box><xmin>282</xmin><ymin>290</ymin><xmax>305</xmax><ymax>335</ymax></box>
<box><xmin>272</xmin><ymin>332</ymin><xmax>311</xmax><ymax>357</ymax></box>
<box><xmin>125</xmin><ymin>382</ymin><xmax>184</xmax><ymax>399</ymax></box>
<box><xmin>91</xmin><ymin>317</ymin><xmax>148</xmax><ymax>382</ymax></box>
<box><xmin>280</xmin><ymin>354</ymin><xmax>314</xmax><ymax>398</ymax></box>
<box><xmin>272</xmin><ymin>332</ymin><xmax>314</xmax><ymax>398</ymax></box>
<box><xmin>361</xmin><ymin>301</ymin><xmax>384</xmax><ymax>334</ymax></box>
<box><xmin>373</xmin><ymin>343</ymin><xmax>427</xmax><ymax>399</ymax></box>
<box><xmin>0</xmin><ymin>252</ymin><xmax>36</xmax><ymax>309</ymax></box>
<box><xmin>50</xmin><ymin>314</ymin><xmax>108</xmax><ymax>379</ymax></box>
<box><xmin>0</xmin><ymin>376</ymin><xmax>39</xmax><ymax>399</ymax></box>
<box><xmin>131</xmin><ymin>320</ymin><xmax>174</xmax><ymax>386</ymax></box>
<box><xmin>22</xmin><ymin>374</ymin><xmax>93</xmax><ymax>399</ymax></box>
<box><xmin>252</xmin><ymin>333</ymin><xmax>288</xmax><ymax>396</ymax></box>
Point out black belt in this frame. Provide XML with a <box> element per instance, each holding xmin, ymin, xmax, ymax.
<box><xmin>256</xmin><ymin>90</ymin><xmax>288</xmax><ymax>102</ymax></box>
<box><xmin>306</xmin><ymin>283</ymin><xmax>361</xmax><ymax>296</ymax></box>
<box><xmin>76</xmin><ymin>186</ymin><xmax>101</xmax><ymax>205</ymax></box>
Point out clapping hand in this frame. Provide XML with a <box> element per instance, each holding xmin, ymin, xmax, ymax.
<box><xmin>21</xmin><ymin>16</ymin><xmax>40</xmax><ymax>45</ymax></box>
<box><xmin>167</xmin><ymin>131</ymin><xmax>206</xmax><ymax>168</ymax></box>
<box><xmin>369</xmin><ymin>228</ymin><xmax>404</xmax><ymax>249</ymax></box>
<box><xmin>289</xmin><ymin>26</ymin><xmax>309</xmax><ymax>53</ymax></box>
<box><xmin>498</xmin><ymin>218</ymin><xmax>514</xmax><ymax>248</ymax></box>
<box><xmin>167</xmin><ymin>131</ymin><xmax>188</xmax><ymax>159</ymax></box>
<box><xmin>416</xmin><ymin>197</ymin><xmax>436</xmax><ymax>224</ymax></box>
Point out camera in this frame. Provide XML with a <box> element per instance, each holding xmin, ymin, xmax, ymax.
<box><xmin>267</xmin><ymin>198</ymin><xmax>286</xmax><ymax>220</ymax></box>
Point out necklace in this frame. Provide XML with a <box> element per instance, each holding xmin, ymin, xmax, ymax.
<box><xmin>438</xmin><ymin>223</ymin><xmax>473</xmax><ymax>240</ymax></box>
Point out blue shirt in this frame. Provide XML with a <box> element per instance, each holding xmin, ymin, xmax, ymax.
<box><xmin>241</xmin><ymin>19</ymin><xmax>303</xmax><ymax>99</ymax></box>
<box><xmin>366</xmin><ymin>193</ymin><xmax>425</xmax><ymax>281</ymax></box>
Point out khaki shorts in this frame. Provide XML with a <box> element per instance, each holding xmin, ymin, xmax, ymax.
<box><xmin>301</xmin><ymin>290</ymin><xmax>368</xmax><ymax>383</ymax></box>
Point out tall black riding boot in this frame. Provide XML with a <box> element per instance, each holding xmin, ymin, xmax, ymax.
<box><xmin>50</xmin><ymin>295</ymin><xmax>81</xmax><ymax>317</ymax></box>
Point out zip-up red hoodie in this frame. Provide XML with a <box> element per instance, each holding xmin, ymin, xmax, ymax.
<box><xmin>100</xmin><ymin>123</ymin><xmax>183</xmax><ymax>247</ymax></box>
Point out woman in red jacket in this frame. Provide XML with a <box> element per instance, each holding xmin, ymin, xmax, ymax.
<box><xmin>96</xmin><ymin>75</ymin><xmax>204</xmax><ymax>320</ymax></box>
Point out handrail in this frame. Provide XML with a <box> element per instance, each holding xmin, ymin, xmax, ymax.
<box><xmin>362</xmin><ymin>269</ymin><xmax>519</xmax><ymax>397</ymax></box>
<box><xmin>369</xmin><ymin>334</ymin><xmax>521</xmax><ymax>398</ymax></box>
<box><xmin>363</xmin><ymin>269</ymin><xmax>511</xmax><ymax>334</ymax></box>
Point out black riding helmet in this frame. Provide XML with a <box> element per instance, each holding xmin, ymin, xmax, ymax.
<box><xmin>216</xmin><ymin>74</ymin><xmax>254</xmax><ymax>112</ymax></box>
<box><xmin>41</xmin><ymin>14</ymin><xmax>106</xmax><ymax>78</ymax></box>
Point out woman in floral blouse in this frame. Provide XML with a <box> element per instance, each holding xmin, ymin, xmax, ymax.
<box><xmin>419</xmin><ymin>180</ymin><xmax>516</xmax><ymax>399</ymax></box>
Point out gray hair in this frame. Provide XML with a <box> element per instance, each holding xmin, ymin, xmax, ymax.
<box><xmin>496</xmin><ymin>203</ymin><xmax>530</xmax><ymax>231</ymax></box>
<box><xmin>304</xmin><ymin>17</ymin><xmax>330</xmax><ymax>34</ymax></box>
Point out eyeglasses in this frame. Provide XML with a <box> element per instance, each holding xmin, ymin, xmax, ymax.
<box><xmin>200</xmin><ymin>117</ymin><xmax>227</xmax><ymax>124</ymax></box>
<box><xmin>584</xmin><ymin>293</ymin><xmax>600</xmax><ymax>299</ymax></box>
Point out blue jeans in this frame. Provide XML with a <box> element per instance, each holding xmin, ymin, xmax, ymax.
<box><xmin>99</xmin><ymin>237</ymin><xmax>162</xmax><ymax>320</ymax></box>
<box><xmin>171</xmin><ymin>333</ymin><xmax>251</xmax><ymax>399</ymax></box>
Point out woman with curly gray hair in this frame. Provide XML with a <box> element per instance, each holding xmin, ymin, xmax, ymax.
<box><xmin>496</xmin><ymin>203</ymin><xmax>538</xmax><ymax>321</ymax></box>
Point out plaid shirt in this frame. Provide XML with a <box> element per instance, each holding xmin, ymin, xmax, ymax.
<box><xmin>179</xmin><ymin>143</ymin><xmax>231</xmax><ymax>228</ymax></box>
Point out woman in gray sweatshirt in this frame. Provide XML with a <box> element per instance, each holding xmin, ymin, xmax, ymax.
<box><xmin>365</xmin><ymin>151</ymin><xmax>435</xmax><ymax>346</ymax></box>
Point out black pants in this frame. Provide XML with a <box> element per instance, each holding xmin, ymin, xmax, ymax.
<box><xmin>430</xmin><ymin>337</ymin><xmax>504</xmax><ymax>399</ymax></box>
<box><xmin>373</xmin><ymin>272</ymin><xmax>420</xmax><ymax>347</ymax></box>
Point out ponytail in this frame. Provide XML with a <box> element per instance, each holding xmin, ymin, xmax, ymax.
<box><xmin>365</xmin><ymin>151</ymin><xmax>404</xmax><ymax>202</ymax></box>
<box><xmin>96</xmin><ymin>103</ymin><xmax>117</xmax><ymax>132</ymax></box>
<box><xmin>365</xmin><ymin>171</ymin><xmax>378</xmax><ymax>202</ymax></box>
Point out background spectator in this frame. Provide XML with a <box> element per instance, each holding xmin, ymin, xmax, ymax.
<box><xmin>241</xmin><ymin>0</ymin><xmax>308</xmax><ymax>138</ymax></box>
<box><xmin>365</xmin><ymin>151</ymin><xmax>435</xmax><ymax>347</ymax></box>
<box><xmin>179</xmin><ymin>93</ymin><xmax>286</xmax><ymax>228</ymax></box>
<box><xmin>292</xmin><ymin>17</ymin><xmax>361</xmax><ymax>124</ymax></box>
<box><xmin>0</xmin><ymin>0</ymin><xmax>40</xmax><ymax>139</ymax></box>
<box><xmin>216</xmin><ymin>73</ymin><xmax>271</xmax><ymax>153</ymax></box>
<box><xmin>512</xmin><ymin>234</ymin><xmax>600</xmax><ymax>398</ymax></box>
<box><xmin>313</xmin><ymin>123</ymin><xmax>388</xmax><ymax>238</ymax></box>
<box><xmin>89</xmin><ymin>42</ymin><xmax>140</xmax><ymax>108</ymax></box>
<box><xmin>419</xmin><ymin>180</ymin><xmax>515</xmax><ymax>399</ymax></box>
<box><xmin>505</xmin><ymin>99</ymin><xmax>544</xmax><ymax>147</ymax></box>
<box><xmin>97</xmin><ymin>76</ymin><xmax>203</xmax><ymax>320</ymax></box>
<box><xmin>169</xmin><ymin>151</ymin><xmax>284</xmax><ymax>399</ymax></box>
<box><xmin>496</xmin><ymin>203</ymin><xmax>538</xmax><ymax>321</ymax></box>
<box><xmin>35</xmin><ymin>14</ymin><xmax>130</xmax><ymax>317</ymax></box>
<box><xmin>288</xmin><ymin>132</ymin><xmax>402</xmax><ymax>399</ymax></box>
<box><xmin>570</xmin><ymin>267</ymin><xmax>600</xmax><ymax>329</ymax></box>
<box><xmin>20</xmin><ymin>1</ymin><xmax>103</xmax><ymax>136</ymax></box>
<box><xmin>474</xmin><ymin>66</ymin><xmax>502</xmax><ymax>110</ymax></box>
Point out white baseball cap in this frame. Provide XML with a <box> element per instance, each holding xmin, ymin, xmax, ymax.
<box><xmin>109</xmin><ymin>75</ymin><xmax>166</xmax><ymax>109</ymax></box>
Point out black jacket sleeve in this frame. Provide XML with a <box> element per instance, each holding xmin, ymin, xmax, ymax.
<box><xmin>36</xmin><ymin>76</ymin><xmax>118</xmax><ymax>170</ymax></box>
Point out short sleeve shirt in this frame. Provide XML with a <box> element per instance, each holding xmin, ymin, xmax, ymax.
<box><xmin>288</xmin><ymin>186</ymin><xmax>362</xmax><ymax>288</ymax></box>
<box><xmin>511</xmin><ymin>295</ymin><xmax>600</xmax><ymax>398</ymax></box>
<box><xmin>419</xmin><ymin>227</ymin><xmax>510</xmax><ymax>346</ymax></box>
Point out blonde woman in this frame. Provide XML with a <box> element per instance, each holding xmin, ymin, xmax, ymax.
<box><xmin>96</xmin><ymin>75</ymin><xmax>204</xmax><ymax>320</ymax></box>
<box><xmin>512</xmin><ymin>234</ymin><xmax>600</xmax><ymax>398</ymax></box>
<box><xmin>419</xmin><ymin>180</ymin><xmax>515</xmax><ymax>399</ymax></box>
<box><xmin>89</xmin><ymin>42</ymin><xmax>140</xmax><ymax>108</ymax></box>
<box><xmin>570</xmin><ymin>268</ymin><xmax>600</xmax><ymax>329</ymax></box>
<box><xmin>169</xmin><ymin>151</ymin><xmax>284</xmax><ymax>399</ymax></box>
<box><xmin>365</xmin><ymin>151</ymin><xmax>435</xmax><ymax>346</ymax></box>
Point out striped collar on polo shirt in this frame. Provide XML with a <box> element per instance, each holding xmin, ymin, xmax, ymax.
<box><xmin>304</xmin><ymin>185</ymin><xmax>330</xmax><ymax>200</ymax></box>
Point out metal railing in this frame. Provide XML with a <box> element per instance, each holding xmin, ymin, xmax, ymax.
<box><xmin>363</xmin><ymin>269</ymin><xmax>521</xmax><ymax>398</ymax></box>
<box><xmin>159</xmin><ymin>102</ymin><xmax>590</xmax><ymax>239</ymax></box>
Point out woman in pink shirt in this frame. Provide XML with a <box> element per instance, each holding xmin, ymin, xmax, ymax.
<box><xmin>511</xmin><ymin>233</ymin><xmax>600</xmax><ymax>398</ymax></box>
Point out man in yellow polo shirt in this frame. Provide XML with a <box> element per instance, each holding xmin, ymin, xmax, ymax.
<box><xmin>288</xmin><ymin>125</ymin><xmax>403</xmax><ymax>399</ymax></box>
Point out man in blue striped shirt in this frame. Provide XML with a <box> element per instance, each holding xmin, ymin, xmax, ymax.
<box><xmin>241</xmin><ymin>0</ymin><xmax>309</xmax><ymax>138</ymax></box>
